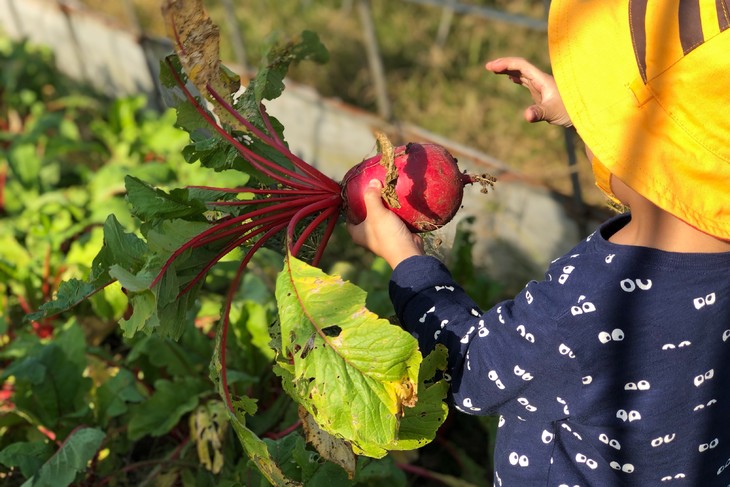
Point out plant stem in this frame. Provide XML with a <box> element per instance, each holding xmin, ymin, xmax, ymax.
<box><xmin>207</xmin><ymin>84</ymin><xmax>341</xmax><ymax>193</ymax></box>
<box><xmin>165</xmin><ymin>58</ymin><xmax>323</xmax><ymax>191</ymax></box>
<box><xmin>219</xmin><ymin>222</ymin><xmax>287</xmax><ymax>412</ymax></box>
<box><xmin>286</xmin><ymin>195</ymin><xmax>343</xmax><ymax>255</ymax></box>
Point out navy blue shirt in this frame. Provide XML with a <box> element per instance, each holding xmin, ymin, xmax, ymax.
<box><xmin>390</xmin><ymin>214</ymin><xmax>730</xmax><ymax>486</ymax></box>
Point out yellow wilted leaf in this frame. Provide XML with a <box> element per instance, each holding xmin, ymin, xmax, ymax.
<box><xmin>189</xmin><ymin>400</ymin><xmax>228</xmax><ymax>474</ymax></box>
<box><xmin>161</xmin><ymin>0</ymin><xmax>241</xmax><ymax>126</ymax></box>
<box><xmin>299</xmin><ymin>407</ymin><xmax>357</xmax><ymax>478</ymax></box>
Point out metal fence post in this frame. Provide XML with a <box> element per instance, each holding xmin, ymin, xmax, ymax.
<box><xmin>356</xmin><ymin>0</ymin><xmax>392</xmax><ymax>121</ymax></box>
<box><xmin>435</xmin><ymin>0</ymin><xmax>457</xmax><ymax>48</ymax></box>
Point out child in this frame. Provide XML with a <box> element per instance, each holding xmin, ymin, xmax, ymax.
<box><xmin>348</xmin><ymin>0</ymin><xmax>730</xmax><ymax>485</ymax></box>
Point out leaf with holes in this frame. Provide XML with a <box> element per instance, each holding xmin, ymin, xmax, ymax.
<box><xmin>273</xmin><ymin>254</ymin><xmax>422</xmax><ymax>458</ymax></box>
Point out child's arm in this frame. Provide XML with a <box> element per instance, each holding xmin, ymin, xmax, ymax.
<box><xmin>485</xmin><ymin>57</ymin><xmax>572</xmax><ymax>127</ymax></box>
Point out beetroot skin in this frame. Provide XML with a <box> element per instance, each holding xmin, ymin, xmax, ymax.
<box><xmin>341</xmin><ymin>143</ymin><xmax>470</xmax><ymax>233</ymax></box>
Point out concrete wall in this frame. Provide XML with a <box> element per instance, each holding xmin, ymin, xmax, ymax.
<box><xmin>0</xmin><ymin>0</ymin><xmax>603</xmax><ymax>293</ymax></box>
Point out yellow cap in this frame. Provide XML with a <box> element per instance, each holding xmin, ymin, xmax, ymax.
<box><xmin>549</xmin><ymin>0</ymin><xmax>730</xmax><ymax>239</ymax></box>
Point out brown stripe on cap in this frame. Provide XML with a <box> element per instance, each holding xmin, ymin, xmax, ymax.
<box><xmin>679</xmin><ymin>0</ymin><xmax>705</xmax><ymax>53</ymax></box>
<box><xmin>630</xmin><ymin>0</ymin><xmax>649</xmax><ymax>83</ymax></box>
<box><xmin>718</xmin><ymin>0</ymin><xmax>730</xmax><ymax>31</ymax></box>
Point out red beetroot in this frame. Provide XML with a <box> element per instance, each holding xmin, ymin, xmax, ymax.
<box><xmin>342</xmin><ymin>143</ymin><xmax>471</xmax><ymax>233</ymax></box>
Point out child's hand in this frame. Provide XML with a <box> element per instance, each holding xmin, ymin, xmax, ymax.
<box><xmin>347</xmin><ymin>180</ymin><xmax>424</xmax><ymax>269</ymax></box>
<box><xmin>485</xmin><ymin>57</ymin><xmax>572</xmax><ymax>127</ymax></box>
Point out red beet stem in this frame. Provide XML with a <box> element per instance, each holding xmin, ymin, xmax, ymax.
<box><xmin>179</xmin><ymin>219</ymin><xmax>290</xmax><ymax>297</ymax></box>
<box><xmin>165</xmin><ymin>58</ymin><xmax>322</xmax><ymax>191</ymax></box>
<box><xmin>150</xmin><ymin>194</ymin><xmax>329</xmax><ymax>289</ymax></box>
<box><xmin>285</xmin><ymin>194</ymin><xmax>342</xmax><ymax>254</ymax></box>
<box><xmin>206</xmin><ymin>84</ymin><xmax>341</xmax><ymax>194</ymax></box>
<box><xmin>219</xmin><ymin>221</ymin><xmax>288</xmax><ymax>412</ymax></box>
<box><xmin>190</xmin><ymin>185</ymin><xmax>330</xmax><ymax>196</ymax></box>
<box><xmin>290</xmin><ymin>204</ymin><xmax>340</xmax><ymax>258</ymax></box>
<box><xmin>310</xmin><ymin>209</ymin><xmax>339</xmax><ymax>267</ymax></box>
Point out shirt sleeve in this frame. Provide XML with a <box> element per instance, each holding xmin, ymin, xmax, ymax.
<box><xmin>390</xmin><ymin>255</ymin><xmax>581</xmax><ymax>421</ymax></box>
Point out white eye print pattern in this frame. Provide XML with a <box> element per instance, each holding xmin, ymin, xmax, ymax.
<box><xmin>462</xmin><ymin>397</ymin><xmax>481</xmax><ymax>412</ymax></box>
<box><xmin>477</xmin><ymin>320</ymin><xmax>489</xmax><ymax>337</ymax></box>
<box><xmin>610</xmin><ymin>461</ymin><xmax>635</xmax><ymax>473</ymax></box>
<box><xmin>693</xmin><ymin>292</ymin><xmax>716</xmax><ymax>310</ymax></box>
<box><xmin>433</xmin><ymin>318</ymin><xmax>451</xmax><ymax>340</ymax></box>
<box><xmin>559</xmin><ymin>423</ymin><xmax>581</xmax><ymax>440</ymax></box>
<box><xmin>717</xmin><ymin>457</ymin><xmax>730</xmax><ymax>476</ymax></box>
<box><xmin>556</xmin><ymin>397</ymin><xmax>570</xmax><ymax>416</ymax></box>
<box><xmin>620</xmin><ymin>278</ymin><xmax>653</xmax><ymax>292</ymax></box>
<box><xmin>460</xmin><ymin>326</ymin><xmax>475</xmax><ymax>344</ymax></box>
<box><xmin>624</xmin><ymin>380</ymin><xmax>651</xmax><ymax>390</ymax></box>
<box><xmin>418</xmin><ymin>306</ymin><xmax>435</xmax><ymax>323</ymax></box>
<box><xmin>598</xmin><ymin>328</ymin><xmax>625</xmax><ymax>344</ymax></box>
<box><xmin>693</xmin><ymin>398</ymin><xmax>718</xmax><ymax>411</ymax></box>
<box><xmin>616</xmin><ymin>409</ymin><xmax>642</xmax><ymax>422</ymax></box>
<box><xmin>488</xmin><ymin>370</ymin><xmax>506</xmax><ymax>390</ymax></box>
<box><xmin>571</xmin><ymin>295</ymin><xmax>597</xmax><ymax>316</ymax></box>
<box><xmin>434</xmin><ymin>285</ymin><xmax>454</xmax><ymax>292</ymax></box>
<box><xmin>513</xmin><ymin>365</ymin><xmax>534</xmax><ymax>381</ymax></box>
<box><xmin>651</xmin><ymin>434</ymin><xmax>676</xmax><ymax>447</ymax></box>
<box><xmin>661</xmin><ymin>340</ymin><xmax>692</xmax><ymax>350</ymax></box>
<box><xmin>559</xmin><ymin>343</ymin><xmax>576</xmax><ymax>358</ymax></box>
<box><xmin>693</xmin><ymin>369</ymin><xmax>714</xmax><ymax>387</ymax></box>
<box><xmin>698</xmin><ymin>438</ymin><xmax>719</xmax><ymax>452</ymax></box>
<box><xmin>508</xmin><ymin>451</ymin><xmax>530</xmax><ymax>467</ymax></box>
<box><xmin>559</xmin><ymin>265</ymin><xmax>575</xmax><ymax>284</ymax></box>
<box><xmin>516</xmin><ymin>324</ymin><xmax>535</xmax><ymax>342</ymax></box>
<box><xmin>541</xmin><ymin>429</ymin><xmax>555</xmax><ymax>444</ymax></box>
<box><xmin>575</xmin><ymin>453</ymin><xmax>599</xmax><ymax>470</ymax></box>
<box><xmin>722</xmin><ymin>329</ymin><xmax>730</xmax><ymax>342</ymax></box>
<box><xmin>599</xmin><ymin>433</ymin><xmax>621</xmax><ymax>450</ymax></box>
<box><xmin>661</xmin><ymin>473</ymin><xmax>687</xmax><ymax>481</ymax></box>
<box><xmin>517</xmin><ymin>397</ymin><xmax>537</xmax><ymax>412</ymax></box>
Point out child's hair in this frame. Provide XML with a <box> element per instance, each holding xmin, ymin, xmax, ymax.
<box><xmin>548</xmin><ymin>0</ymin><xmax>730</xmax><ymax>239</ymax></box>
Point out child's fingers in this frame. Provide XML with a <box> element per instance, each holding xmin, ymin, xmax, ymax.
<box><xmin>361</xmin><ymin>179</ymin><xmax>389</xmax><ymax>219</ymax></box>
<box><xmin>485</xmin><ymin>57</ymin><xmax>539</xmax><ymax>78</ymax></box>
<box><xmin>525</xmin><ymin>104</ymin><xmax>547</xmax><ymax>123</ymax></box>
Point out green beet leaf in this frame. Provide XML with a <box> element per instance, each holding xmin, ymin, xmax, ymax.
<box><xmin>389</xmin><ymin>344</ymin><xmax>449</xmax><ymax>451</ymax></box>
<box><xmin>127</xmin><ymin>377</ymin><xmax>208</xmax><ymax>440</ymax></box>
<box><xmin>0</xmin><ymin>441</ymin><xmax>54</xmax><ymax>478</ymax></box>
<box><xmin>274</xmin><ymin>254</ymin><xmax>434</xmax><ymax>458</ymax></box>
<box><xmin>19</xmin><ymin>427</ymin><xmax>105</xmax><ymax>487</ymax></box>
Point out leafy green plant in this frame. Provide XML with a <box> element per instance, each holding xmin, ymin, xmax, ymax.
<box><xmin>1</xmin><ymin>7</ymin><xmax>503</xmax><ymax>484</ymax></box>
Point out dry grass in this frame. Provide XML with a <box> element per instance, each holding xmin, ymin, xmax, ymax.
<box><xmin>77</xmin><ymin>0</ymin><xmax>604</xmax><ymax>206</ymax></box>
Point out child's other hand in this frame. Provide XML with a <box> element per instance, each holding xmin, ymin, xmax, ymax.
<box><xmin>485</xmin><ymin>57</ymin><xmax>572</xmax><ymax>128</ymax></box>
<box><xmin>347</xmin><ymin>180</ymin><xmax>424</xmax><ymax>269</ymax></box>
